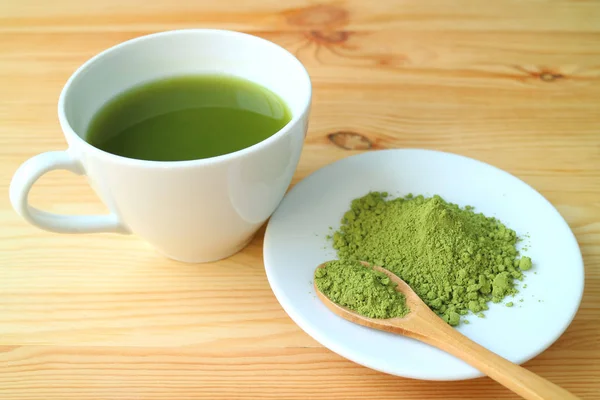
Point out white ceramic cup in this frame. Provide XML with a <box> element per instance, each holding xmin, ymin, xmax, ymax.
<box><xmin>9</xmin><ymin>29</ymin><xmax>312</xmax><ymax>263</ymax></box>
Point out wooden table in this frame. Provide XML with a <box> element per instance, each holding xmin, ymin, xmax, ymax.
<box><xmin>1</xmin><ymin>1</ymin><xmax>599</xmax><ymax>399</ymax></box>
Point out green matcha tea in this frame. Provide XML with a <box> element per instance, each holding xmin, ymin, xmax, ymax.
<box><xmin>86</xmin><ymin>75</ymin><xmax>291</xmax><ymax>161</ymax></box>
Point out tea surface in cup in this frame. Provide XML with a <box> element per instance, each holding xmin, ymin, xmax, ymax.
<box><xmin>86</xmin><ymin>74</ymin><xmax>292</xmax><ymax>161</ymax></box>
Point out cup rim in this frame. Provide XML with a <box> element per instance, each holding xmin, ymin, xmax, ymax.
<box><xmin>58</xmin><ymin>29</ymin><xmax>312</xmax><ymax>167</ymax></box>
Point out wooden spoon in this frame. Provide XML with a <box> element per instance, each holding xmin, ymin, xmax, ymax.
<box><xmin>314</xmin><ymin>261</ymin><xmax>580</xmax><ymax>400</ymax></box>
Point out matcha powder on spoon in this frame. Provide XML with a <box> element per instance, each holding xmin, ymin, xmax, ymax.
<box><xmin>315</xmin><ymin>260</ymin><xmax>410</xmax><ymax>319</ymax></box>
<box><xmin>330</xmin><ymin>192</ymin><xmax>533</xmax><ymax>326</ymax></box>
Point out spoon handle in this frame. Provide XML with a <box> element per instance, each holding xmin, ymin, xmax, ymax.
<box><xmin>409</xmin><ymin>312</ymin><xmax>580</xmax><ymax>400</ymax></box>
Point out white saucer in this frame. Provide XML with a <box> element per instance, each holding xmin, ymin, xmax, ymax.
<box><xmin>263</xmin><ymin>149</ymin><xmax>584</xmax><ymax>381</ymax></box>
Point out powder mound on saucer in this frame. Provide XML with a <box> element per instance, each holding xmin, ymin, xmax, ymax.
<box><xmin>331</xmin><ymin>192</ymin><xmax>532</xmax><ymax>326</ymax></box>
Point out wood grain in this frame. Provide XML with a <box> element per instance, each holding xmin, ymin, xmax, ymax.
<box><xmin>1</xmin><ymin>0</ymin><xmax>599</xmax><ymax>399</ymax></box>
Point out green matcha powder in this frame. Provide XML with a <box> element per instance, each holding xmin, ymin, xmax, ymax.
<box><xmin>326</xmin><ymin>192</ymin><xmax>532</xmax><ymax>326</ymax></box>
<box><xmin>315</xmin><ymin>260</ymin><xmax>409</xmax><ymax>319</ymax></box>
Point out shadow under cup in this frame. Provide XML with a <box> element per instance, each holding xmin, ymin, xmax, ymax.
<box><xmin>53</xmin><ymin>30</ymin><xmax>311</xmax><ymax>262</ymax></box>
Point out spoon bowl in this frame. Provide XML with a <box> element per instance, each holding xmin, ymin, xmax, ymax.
<box><xmin>314</xmin><ymin>261</ymin><xmax>432</xmax><ymax>337</ymax></box>
<box><xmin>314</xmin><ymin>261</ymin><xmax>580</xmax><ymax>400</ymax></box>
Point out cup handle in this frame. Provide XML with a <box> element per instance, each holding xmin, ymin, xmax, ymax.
<box><xmin>9</xmin><ymin>150</ymin><xmax>129</xmax><ymax>234</ymax></box>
